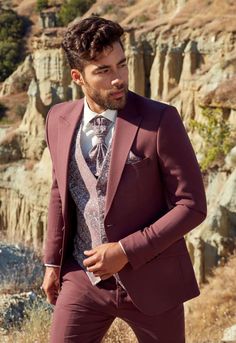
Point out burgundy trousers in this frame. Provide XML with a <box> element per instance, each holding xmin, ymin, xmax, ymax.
<box><xmin>50</xmin><ymin>258</ymin><xmax>185</xmax><ymax>343</ymax></box>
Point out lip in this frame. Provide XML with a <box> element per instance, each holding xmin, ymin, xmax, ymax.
<box><xmin>110</xmin><ymin>90</ymin><xmax>125</xmax><ymax>99</ymax></box>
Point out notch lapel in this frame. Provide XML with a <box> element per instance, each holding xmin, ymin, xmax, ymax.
<box><xmin>105</xmin><ymin>95</ymin><xmax>142</xmax><ymax>218</ymax></box>
<box><xmin>57</xmin><ymin>99</ymin><xmax>84</xmax><ymax>221</ymax></box>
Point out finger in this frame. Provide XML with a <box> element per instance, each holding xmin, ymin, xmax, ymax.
<box><xmin>87</xmin><ymin>264</ymin><xmax>105</xmax><ymax>273</ymax></box>
<box><xmin>84</xmin><ymin>249</ymin><xmax>96</xmax><ymax>256</ymax></box>
<box><xmin>83</xmin><ymin>255</ymin><xmax>98</xmax><ymax>267</ymax></box>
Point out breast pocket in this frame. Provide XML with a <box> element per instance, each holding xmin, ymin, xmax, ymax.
<box><xmin>117</xmin><ymin>157</ymin><xmax>151</xmax><ymax>199</ymax></box>
<box><xmin>131</xmin><ymin>157</ymin><xmax>151</xmax><ymax>168</ymax></box>
<box><xmin>126</xmin><ymin>150</ymin><xmax>143</xmax><ymax>164</ymax></box>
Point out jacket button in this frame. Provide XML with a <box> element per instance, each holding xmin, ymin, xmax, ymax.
<box><xmin>106</xmin><ymin>224</ymin><xmax>113</xmax><ymax>228</ymax></box>
<box><xmin>59</xmin><ymin>249</ymin><xmax>62</xmax><ymax>255</ymax></box>
<box><xmin>62</xmin><ymin>226</ymin><xmax>65</xmax><ymax>231</ymax></box>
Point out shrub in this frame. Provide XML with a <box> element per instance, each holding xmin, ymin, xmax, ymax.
<box><xmin>190</xmin><ymin>107</ymin><xmax>235</xmax><ymax>171</ymax></box>
<box><xmin>0</xmin><ymin>40</ymin><xmax>21</xmax><ymax>81</ymax></box>
<box><xmin>0</xmin><ymin>8</ymin><xmax>27</xmax><ymax>82</ymax></box>
<box><xmin>36</xmin><ymin>0</ymin><xmax>49</xmax><ymax>13</ymax></box>
<box><xmin>58</xmin><ymin>0</ymin><xmax>95</xmax><ymax>26</ymax></box>
<box><xmin>0</xmin><ymin>8</ymin><xmax>25</xmax><ymax>41</ymax></box>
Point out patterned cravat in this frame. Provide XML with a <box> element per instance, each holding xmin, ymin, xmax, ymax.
<box><xmin>88</xmin><ymin>116</ymin><xmax>112</xmax><ymax>177</ymax></box>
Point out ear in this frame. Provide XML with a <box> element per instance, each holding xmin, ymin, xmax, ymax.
<box><xmin>71</xmin><ymin>69</ymin><xmax>84</xmax><ymax>86</ymax></box>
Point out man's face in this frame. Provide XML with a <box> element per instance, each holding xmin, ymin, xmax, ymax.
<box><xmin>72</xmin><ymin>41</ymin><xmax>129</xmax><ymax>113</ymax></box>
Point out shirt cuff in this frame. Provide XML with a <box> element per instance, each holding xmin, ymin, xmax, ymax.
<box><xmin>118</xmin><ymin>241</ymin><xmax>127</xmax><ymax>256</ymax></box>
<box><xmin>44</xmin><ymin>264</ymin><xmax>61</xmax><ymax>267</ymax></box>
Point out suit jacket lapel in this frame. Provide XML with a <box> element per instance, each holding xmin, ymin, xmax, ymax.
<box><xmin>57</xmin><ymin>99</ymin><xmax>84</xmax><ymax>221</ymax></box>
<box><xmin>105</xmin><ymin>93</ymin><xmax>142</xmax><ymax>218</ymax></box>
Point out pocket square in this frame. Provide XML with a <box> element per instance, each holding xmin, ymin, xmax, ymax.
<box><xmin>126</xmin><ymin>150</ymin><xmax>143</xmax><ymax>164</ymax></box>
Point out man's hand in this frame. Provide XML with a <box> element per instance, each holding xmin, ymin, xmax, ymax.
<box><xmin>83</xmin><ymin>242</ymin><xmax>128</xmax><ymax>280</ymax></box>
<box><xmin>41</xmin><ymin>266</ymin><xmax>60</xmax><ymax>305</ymax></box>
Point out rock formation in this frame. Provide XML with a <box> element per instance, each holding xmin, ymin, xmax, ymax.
<box><xmin>0</xmin><ymin>29</ymin><xmax>72</xmax><ymax>247</ymax></box>
<box><xmin>187</xmin><ymin>149</ymin><xmax>236</xmax><ymax>283</ymax></box>
<box><xmin>222</xmin><ymin>325</ymin><xmax>236</xmax><ymax>343</ymax></box>
<box><xmin>0</xmin><ymin>55</ymin><xmax>34</xmax><ymax>97</ymax></box>
<box><xmin>0</xmin><ymin>0</ymin><xmax>236</xmax><ymax>283</ymax></box>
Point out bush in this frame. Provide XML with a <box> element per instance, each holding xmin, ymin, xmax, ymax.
<box><xmin>0</xmin><ymin>8</ymin><xmax>27</xmax><ymax>82</ymax></box>
<box><xmin>36</xmin><ymin>0</ymin><xmax>49</xmax><ymax>13</ymax></box>
<box><xmin>190</xmin><ymin>107</ymin><xmax>235</xmax><ymax>171</ymax></box>
<box><xmin>0</xmin><ymin>8</ymin><xmax>25</xmax><ymax>41</ymax></box>
<box><xmin>58</xmin><ymin>0</ymin><xmax>95</xmax><ymax>26</ymax></box>
<box><xmin>0</xmin><ymin>40</ymin><xmax>21</xmax><ymax>81</ymax></box>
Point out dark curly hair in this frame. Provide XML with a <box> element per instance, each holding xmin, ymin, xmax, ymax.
<box><xmin>61</xmin><ymin>16</ymin><xmax>124</xmax><ymax>71</ymax></box>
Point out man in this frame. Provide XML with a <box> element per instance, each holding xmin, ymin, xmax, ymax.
<box><xmin>42</xmin><ymin>16</ymin><xmax>207</xmax><ymax>343</ymax></box>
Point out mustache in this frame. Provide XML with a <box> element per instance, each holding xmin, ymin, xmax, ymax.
<box><xmin>115</xmin><ymin>84</ymin><xmax>125</xmax><ymax>90</ymax></box>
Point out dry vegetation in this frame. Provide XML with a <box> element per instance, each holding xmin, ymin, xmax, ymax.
<box><xmin>1</xmin><ymin>252</ymin><xmax>235</xmax><ymax>343</ymax></box>
<box><xmin>85</xmin><ymin>0</ymin><xmax>236</xmax><ymax>35</ymax></box>
<box><xmin>185</xmin><ymin>252</ymin><xmax>236</xmax><ymax>343</ymax></box>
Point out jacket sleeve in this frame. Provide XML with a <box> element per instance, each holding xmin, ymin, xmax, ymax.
<box><xmin>120</xmin><ymin>106</ymin><xmax>207</xmax><ymax>270</ymax></box>
<box><xmin>43</xmin><ymin>107</ymin><xmax>64</xmax><ymax>266</ymax></box>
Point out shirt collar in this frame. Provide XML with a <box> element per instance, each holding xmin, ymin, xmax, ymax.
<box><xmin>83</xmin><ymin>97</ymin><xmax>117</xmax><ymax>130</ymax></box>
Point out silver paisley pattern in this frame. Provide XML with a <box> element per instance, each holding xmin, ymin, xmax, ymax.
<box><xmin>68</xmin><ymin>120</ymin><xmax>127</xmax><ymax>289</ymax></box>
<box><xmin>68</xmin><ymin>122</ymin><xmax>111</xmax><ymax>269</ymax></box>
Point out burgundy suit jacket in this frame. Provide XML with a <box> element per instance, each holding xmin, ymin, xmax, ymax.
<box><xmin>44</xmin><ymin>91</ymin><xmax>207</xmax><ymax>315</ymax></box>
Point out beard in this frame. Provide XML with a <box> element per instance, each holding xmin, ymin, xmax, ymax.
<box><xmin>83</xmin><ymin>82</ymin><xmax>128</xmax><ymax>111</ymax></box>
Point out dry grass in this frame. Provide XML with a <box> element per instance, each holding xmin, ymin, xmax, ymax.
<box><xmin>103</xmin><ymin>319</ymin><xmax>137</xmax><ymax>342</ymax></box>
<box><xmin>185</xmin><ymin>252</ymin><xmax>236</xmax><ymax>343</ymax></box>
<box><xmin>2</xmin><ymin>252</ymin><xmax>236</xmax><ymax>343</ymax></box>
<box><xmin>2</xmin><ymin>303</ymin><xmax>51</xmax><ymax>343</ymax></box>
<box><xmin>4</xmin><ymin>307</ymin><xmax>137</xmax><ymax>343</ymax></box>
<box><xmin>86</xmin><ymin>0</ymin><xmax>236</xmax><ymax>34</ymax></box>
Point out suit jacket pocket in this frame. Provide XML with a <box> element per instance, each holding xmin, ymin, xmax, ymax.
<box><xmin>126</xmin><ymin>150</ymin><xmax>143</xmax><ymax>164</ymax></box>
<box><xmin>126</xmin><ymin>156</ymin><xmax>151</xmax><ymax>169</ymax></box>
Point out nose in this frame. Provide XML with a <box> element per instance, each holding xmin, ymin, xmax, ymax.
<box><xmin>111</xmin><ymin>77</ymin><xmax>124</xmax><ymax>88</ymax></box>
<box><xmin>111</xmin><ymin>66</ymin><xmax>125</xmax><ymax>86</ymax></box>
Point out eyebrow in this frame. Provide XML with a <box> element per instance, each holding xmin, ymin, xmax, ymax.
<box><xmin>94</xmin><ymin>58</ymin><xmax>127</xmax><ymax>71</ymax></box>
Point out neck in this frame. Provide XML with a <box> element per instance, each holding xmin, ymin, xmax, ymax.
<box><xmin>85</xmin><ymin>97</ymin><xmax>105</xmax><ymax>114</ymax></box>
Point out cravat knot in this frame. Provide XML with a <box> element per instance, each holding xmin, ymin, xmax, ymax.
<box><xmin>88</xmin><ymin>116</ymin><xmax>112</xmax><ymax>177</ymax></box>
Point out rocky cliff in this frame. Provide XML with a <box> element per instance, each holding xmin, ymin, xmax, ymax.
<box><xmin>0</xmin><ymin>0</ymin><xmax>236</xmax><ymax>282</ymax></box>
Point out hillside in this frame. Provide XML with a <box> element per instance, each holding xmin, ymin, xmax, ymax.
<box><xmin>86</xmin><ymin>0</ymin><xmax>236</xmax><ymax>33</ymax></box>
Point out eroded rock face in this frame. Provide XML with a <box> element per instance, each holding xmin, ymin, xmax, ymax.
<box><xmin>222</xmin><ymin>325</ymin><xmax>236</xmax><ymax>343</ymax></box>
<box><xmin>0</xmin><ymin>56</ymin><xmax>35</xmax><ymax>98</ymax></box>
<box><xmin>0</xmin><ymin>35</ymin><xmax>72</xmax><ymax>250</ymax></box>
<box><xmin>0</xmin><ymin>148</ymin><xmax>51</xmax><ymax>247</ymax></box>
<box><xmin>32</xmin><ymin>48</ymin><xmax>72</xmax><ymax>106</ymax></box>
<box><xmin>187</xmin><ymin>148</ymin><xmax>236</xmax><ymax>283</ymax></box>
